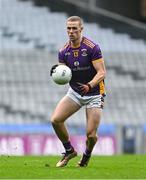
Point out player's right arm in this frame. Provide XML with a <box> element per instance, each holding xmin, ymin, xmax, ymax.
<box><xmin>50</xmin><ymin>63</ymin><xmax>65</xmax><ymax>76</ymax></box>
<box><xmin>50</xmin><ymin>46</ymin><xmax>66</xmax><ymax>76</ymax></box>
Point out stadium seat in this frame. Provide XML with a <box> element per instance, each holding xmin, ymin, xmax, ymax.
<box><xmin>0</xmin><ymin>0</ymin><xmax>146</xmax><ymax>127</ymax></box>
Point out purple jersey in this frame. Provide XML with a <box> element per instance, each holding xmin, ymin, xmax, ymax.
<box><xmin>58</xmin><ymin>36</ymin><xmax>106</xmax><ymax>96</ymax></box>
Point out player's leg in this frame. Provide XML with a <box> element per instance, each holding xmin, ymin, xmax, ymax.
<box><xmin>78</xmin><ymin>107</ymin><xmax>102</xmax><ymax>167</ymax></box>
<box><xmin>51</xmin><ymin>95</ymin><xmax>81</xmax><ymax>167</ymax></box>
<box><xmin>51</xmin><ymin>95</ymin><xmax>80</xmax><ymax>142</ymax></box>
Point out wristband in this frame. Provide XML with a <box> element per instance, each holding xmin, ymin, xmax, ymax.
<box><xmin>87</xmin><ymin>83</ymin><xmax>92</xmax><ymax>91</ymax></box>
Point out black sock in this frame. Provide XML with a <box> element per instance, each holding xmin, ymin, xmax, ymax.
<box><xmin>63</xmin><ymin>141</ymin><xmax>74</xmax><ymax>152</ymax></box>
<box><xmin>85</xmin><ymin>148</ymin><xmax>92</xmax><ymax>157</ymax></box>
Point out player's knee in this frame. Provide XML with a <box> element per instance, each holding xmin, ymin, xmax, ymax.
<box><xmin>50</xmin><ymin>115</ymin><xmax>60</xmax><ymax>124</ymax></box>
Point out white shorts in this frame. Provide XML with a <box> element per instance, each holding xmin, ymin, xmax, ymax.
<box><xmin>66</xmin><ymin>88</ymin><xmax>104</xmax><ymax>109</ymax></box>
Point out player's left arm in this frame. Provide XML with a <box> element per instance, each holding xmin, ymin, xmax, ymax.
<box><xmin>78</xmin><ymin>58</ymin><xmax>106</xmax><ymax>96</ymax></box>
<box><xmin>88</xmin><ymin>58</ymin><xmax>106</xmax><ymax>88</ymax></box>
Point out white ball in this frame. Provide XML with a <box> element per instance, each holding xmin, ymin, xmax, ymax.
<box><xmin>52</xmin><ymin>64</ymin><xmax>72</xmax><ymax>85</ymax></box>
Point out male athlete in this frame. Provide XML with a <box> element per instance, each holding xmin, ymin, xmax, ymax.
<box><xmin>50</xmin><ymin>16</ymin><xmax>106</xmax><ymax>167</ymax></box>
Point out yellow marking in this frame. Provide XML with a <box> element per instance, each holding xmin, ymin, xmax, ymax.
<box><xmin>83</xmin><ymin>41</ymin><xmax>94</xmax><ymax>49</ymax></box>
<box><xmin>92</xmin><ymin>58</ymin><xmax>104</xmax><ymax>63</ymax></box>
<box><xmin>73</xmin><ymin>50</ymin><xmax>79</xmax><ymax>57</ymax></box>
<box><xmin>83</xmin><ymin>38</ymin><xmax>95</xmax><ymax>47</ymax></box>
<box><xmin>99</xmin><ymin>81</ymin><xmax>105</xmax><ymax>95</ymax></box>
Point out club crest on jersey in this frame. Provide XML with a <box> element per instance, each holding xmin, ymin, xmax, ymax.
<box><xmin>81</xmin><ymin>49</ymin><xmax>88</xmax><ymax>56</ymax></box>
<box><xmin>74</xmin><ymin>61</ymin><xmax>79</xmax><ymax>66</ymax></box>
<box><xmin>73</xmin><ymin>50</ymin><xmax>79</xmax><ymax>57</ymax></box>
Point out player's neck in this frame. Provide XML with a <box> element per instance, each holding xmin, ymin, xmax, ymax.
<box><xmin>70</xmin><ymin>36</ymin><xmax>83</xmax><ymax>48</ymax></box>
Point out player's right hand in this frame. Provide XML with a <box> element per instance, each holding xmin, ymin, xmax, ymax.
<box><xmin>77</xmin><ymin>82</ymin><xmax>92</xmax><ymax>96</ymax></box>
<box><xmin>50</xmin><ymin>64</ymin><xmax>59</xmax><ymax>76</ymax></box>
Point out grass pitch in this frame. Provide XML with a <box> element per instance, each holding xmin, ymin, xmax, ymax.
<box><xmin>0</xmin><ymin>155</ymin><xmax>145</xmax><ymax>179</ymax></box>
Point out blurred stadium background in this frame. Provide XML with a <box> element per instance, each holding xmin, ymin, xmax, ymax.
<box><xmin>0</xmin><ymin>0</ymin><xmax>146</xmax><ymax>156</ymax></box>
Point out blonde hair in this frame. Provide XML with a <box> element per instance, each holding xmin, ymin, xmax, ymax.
<box><xmin>67</xmin><ymin>16</ymin><xmax>83</xmax><ymax>27</ymax></box>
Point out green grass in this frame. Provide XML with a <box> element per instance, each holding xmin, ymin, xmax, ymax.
<box><xmin>0</xmin><ymin>155</ymin><xmax>145</xmax><ymax>179</ymax></box>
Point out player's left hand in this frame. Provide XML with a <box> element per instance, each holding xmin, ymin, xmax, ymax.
<box><xmin>50</xmin><ymin>64</ymin><xmax>59</xmax><ymax>76</ymax></box>
<box><xmin>77</xmin><ymin>82</ymin><xmax>92</xmax><ymax>96</ymax></box>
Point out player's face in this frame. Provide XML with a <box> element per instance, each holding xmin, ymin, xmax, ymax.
<box><xmin>66</xmin><ymin>21</ymin><xmax>83</xmax><ymax>42</ymax></box>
